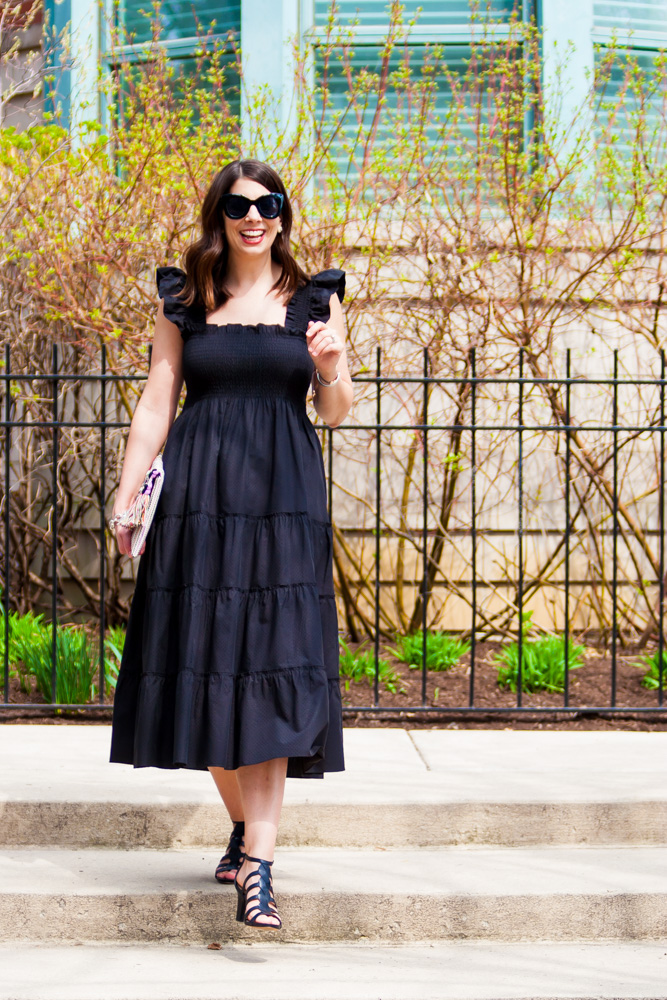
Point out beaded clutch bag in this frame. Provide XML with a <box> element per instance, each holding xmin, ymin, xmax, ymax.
<box><xmin>109</xmin><ymin>455</ymin><xmax>164</xmax><ymax>558</ymax></box>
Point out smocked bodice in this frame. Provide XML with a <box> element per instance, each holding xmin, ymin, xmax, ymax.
<box><xmin>180</xmin><ymin>323</ymin><xmax>314</xmax><ymax>408</ymax></box>
<box><xmin>155</xmin><ymin>265</ymin><xmax>345</xmax><ymax>409</ymax></box>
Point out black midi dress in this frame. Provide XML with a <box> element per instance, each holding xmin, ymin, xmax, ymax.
<box><xmin>109</xmin><ymin>266</ymin><xmax>345</xmax><ymax>779</ymax></box>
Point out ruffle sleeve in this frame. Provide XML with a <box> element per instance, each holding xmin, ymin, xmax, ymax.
<box><xmin>309</xmin><ymin>269</ymin><xmax>346</xmax><ymax>324</ymax></box>
<box><xmin>155</xmin><ymin>265</ymin><xmax>197</xmax><ymax>338</ymax></box>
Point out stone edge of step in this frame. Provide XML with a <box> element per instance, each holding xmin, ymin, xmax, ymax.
<box><xmin>2</xmin><ymin>800</ymin><xmax>667</xmax><ymax>849</ymax></box>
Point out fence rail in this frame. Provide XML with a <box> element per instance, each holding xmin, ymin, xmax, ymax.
<box><xmin>1</xmin><ymin>343</ymin><xmax>666</xmax><ymax>716</ymax></box>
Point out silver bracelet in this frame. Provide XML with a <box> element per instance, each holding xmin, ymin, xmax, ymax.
<box><xmin>316</xmin><ymin>369</ymin><xmax>340</xmax><ymax>387</ymax></box>
<box><xmin>108</xmin><ymin>510</ymin><xmax>134</xmax><ymax>533</ymax></box>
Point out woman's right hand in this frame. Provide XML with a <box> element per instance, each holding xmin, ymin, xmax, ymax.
<box><xmin>114</xmin><ymin>524</ymin><xmax>134</xmax><ymax>557</ymax></box>
<box><xmin>112</xmin><ymin>523</ymin><xmax>146</xmax><ymax>558</ymax></box>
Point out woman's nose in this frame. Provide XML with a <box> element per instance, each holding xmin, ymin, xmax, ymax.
<box><xmin>246</xmin><ymin>206</ymin><xmax>262</xmax><ymax>222</ymax></box>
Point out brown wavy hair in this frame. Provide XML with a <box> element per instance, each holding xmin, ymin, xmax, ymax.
<box><xmin>178</xmin><ymin>159</ymin><xmax>308</xmax><ymax>312</ymax></box>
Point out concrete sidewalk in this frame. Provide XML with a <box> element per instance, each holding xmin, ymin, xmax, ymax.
<box><xmin>3</xmin><ymin>942</ymin><xmax>667</xmax><ymax>1000</ymax></box>
<box><xmin>2</xmin><ymin>725</ymin><xmax>667</xmax><ymax>803</ymax></box>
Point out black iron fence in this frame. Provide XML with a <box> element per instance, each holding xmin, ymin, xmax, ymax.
<box><xmin>2</xmin><ymin>343</ymin><xmax>666</xmax><ymax>716</ymax></box>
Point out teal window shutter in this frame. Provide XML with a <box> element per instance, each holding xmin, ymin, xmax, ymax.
<box><xmin>314</xmin><ymin>0</ymin><xmax>519</xmax><ymax>28</ymax></box>
<box><xmin>593</xmin><ymin>1</ymin><xmax>667</xmax><ymax>38</ymax></box>
<box><xmin>592</xmin><ymin>1</ymin><xmax>667</xmax><ymax>162</ymax></box>
<box><xmin>313</xmin><ymin>1</ymin><xmax>526</xmax><ymax>177</ymax></box>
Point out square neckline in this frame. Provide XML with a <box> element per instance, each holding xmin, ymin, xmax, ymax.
<box><xmin>204</xmin><ymin>282</ymin><xmax>304</xmax><ymax>331</ymax></box>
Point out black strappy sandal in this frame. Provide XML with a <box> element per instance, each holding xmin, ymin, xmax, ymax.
<box><xmin>214</xmin><ymin>820</ymin><xmax>245</xmax><ymax>884</ymax></box>
<box><xmin>235</xmin><ymin>855</ymin><xmax>282</xmax><ymax>929</ymax></box>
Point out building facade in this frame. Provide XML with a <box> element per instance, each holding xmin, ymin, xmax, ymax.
<box><xmin>2</xmin><ymin>1</ymin><xmax>666</xmax><ymax>150</ymax></box>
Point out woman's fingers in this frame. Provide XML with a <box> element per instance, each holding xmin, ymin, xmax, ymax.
<box><xmin>115</xmin><ymin>526</ymin><xmax>133</xmax><ymax>557</ymax></box>
<box><xmin>306</xmin><ymin>321</ymin><xmax>343</xmax><ymax>359</ymax></box>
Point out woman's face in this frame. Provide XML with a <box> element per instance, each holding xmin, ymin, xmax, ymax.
<box><xmin>222</xmin><ymin>177</ymin><xmax>282</xmax><ymax>258</ymax></box>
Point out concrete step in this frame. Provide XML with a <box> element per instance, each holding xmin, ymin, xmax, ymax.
<box><xmin>9</xmin><ymin>798</ymin><xmax>667</xmax><ymax>849</ymax></box>
<box><xmin>4</xmin><ymin>726</ymin><xmax>667</xmax><ymax>849</ymax></box>
<box><xmin>3</xmin><ymin>941</ymin><xmax>667</xmax><ymax>1000</ymax></box>
<box><xmin>2</xmin><ymin>845</ymin><xmax>667</xmax><ymax>944</ymax></box>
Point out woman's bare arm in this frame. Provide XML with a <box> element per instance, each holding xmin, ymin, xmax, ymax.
<box><xmin>112</xmin><ymin>300</ymin><xmax>184</xmax><ymax>554</ymax></box>
<box><xmin>307</xmin><ymin>293</ymin><xmax>354</xmax><ymax>428</ymax></box>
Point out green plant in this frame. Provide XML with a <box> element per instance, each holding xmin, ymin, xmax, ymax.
<box><xmin>0</xmin><ymin>603</ymin><xmax>51</xmax><ymax>693</ymax></box>
<box><xmin>390</xmin><ymin>631</ymin><xmax>470</xmax><ymax>672</ymax></box>
<box><xmin>103</xmin><ymin>625</ymin><xmax>126</xmax><ymax>695</ymax></box>
<box><xmin>339</xmin><ymin>638</ymin><xmax>405</xmax><ymax>694</ymax></box>
<box><xmin>13</xmin><ymin>625</ymin><xmax>98</xmax><ymax>704</ymax></box>
<box><xmin>638</xmin><ymin>650</ymin><xmax>667</xmax><ymax>690</ymax></box>
<box><xmin>495</xmin><ymin>635</ymin><xmax>585</xmax><ymax>694</ymax></box>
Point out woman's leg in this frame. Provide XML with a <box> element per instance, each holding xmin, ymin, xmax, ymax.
<box><xmin>208</xmin><ymin>766</ymin><xmax>244</xmax><ymax>822</ymax></box>
<box><xmin>235</xmin><ymin>756</ymin><xmax>288</xmax><ymax>927</ymax></box>
<box><xmin>208</xmin><ymin>767</ymin><xmax>245</xmax><ymax>882</ymax></box>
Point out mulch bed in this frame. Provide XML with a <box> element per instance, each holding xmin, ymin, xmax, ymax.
<box><xmin>338</xmin><ymin>640</ymin><xmax>667</xmax><ymax>731</ymax></box>
<box><xmin>1</xmin><ymin>641</ymin><xmax>666</xmax><ymax>730</ymax></box>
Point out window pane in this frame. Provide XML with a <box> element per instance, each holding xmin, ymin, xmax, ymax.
<box><xmin>314</xmin><ymin>0</ymin><xmax>521</xmax><ymax>29</ymax></box>
<box><xmin>117</xmin><ymin>1</ymin><xmax>241</xmax><ymax>45</ymax></box>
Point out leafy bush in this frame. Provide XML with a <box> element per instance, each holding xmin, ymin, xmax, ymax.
<box><xmin>390</xmin><ymin>631</ymin><xmax>470</xmax><ymax>672</ymax></box>
<box><xmin>339</xmin><ymin>638</ymin><xmax>405</xmax><ymax>694</ymax></box>
<box><xmin>638</xmin><ymin>650</ymin><xmax>667</xmax><ymax>690</ymax></box>
<box><xmin>496</xmin><ymin>635</ymin><xmax>585</xmax><ymax>694</ymax></box>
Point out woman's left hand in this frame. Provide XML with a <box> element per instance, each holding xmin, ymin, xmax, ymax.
<box><xmin>306</xmin><ymin>321</ymin><xmax>344</xmax><ymax>382</ymax></box>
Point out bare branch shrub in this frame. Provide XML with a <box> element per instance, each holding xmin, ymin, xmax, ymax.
<box><xmin>1</xmin><ymin>1</ymin><xmax>666</xmax><ymax>650</ymax></box>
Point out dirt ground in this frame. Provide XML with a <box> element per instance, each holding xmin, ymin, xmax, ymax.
<box><xmin>2</xmin><ymin>639</ymin><xmax>666</xmax><ymax>730</ymax></box>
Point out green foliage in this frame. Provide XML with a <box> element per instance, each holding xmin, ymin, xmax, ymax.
<box><xmin>496</xmin><ymin>635</ymin><xmax>585</xmax><ymax>694</ymax></box>
<box><xmin>103</xmin><ymin>625</ymin><xmax>126</xmax><ymax>694</ymax></box>
<box><xmin>638</xmin><ymin>650</ymin><xmax>667</xmax><ymax>690</ymax></box>
<box><xmin>12</xmin><ymin>625</ymin><xmax>98</xmax><ymax>704</ymax></box>
<box><xmin>390</xmin><ymin>631</ymin><xmax>470</xmax><ymax>672</ymax></box>
<box><xmin>1</xmin><ymin>597</ymin><xmax>124</xmax><ymax>703</ymax></box>
<box><xmin>339</xmin><ymin>638</ymin><xmax>405</xmax><ymax>694</ymax></box>
<box><xmin>0</xmin><ymin>603</ymin><xmax>51</xmax><ymax>693</ymax></box>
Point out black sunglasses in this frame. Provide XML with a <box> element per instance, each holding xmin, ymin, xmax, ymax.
<box><xmin>219</xmin><ymin>192</ymin><xmax>284</xmax><ymax>220</ymax></box>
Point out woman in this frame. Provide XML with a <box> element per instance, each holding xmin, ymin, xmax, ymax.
<box><xmin>108</xmin><ymin>159</ymin><xmax>353</xmax><ymax>930</ymax></box>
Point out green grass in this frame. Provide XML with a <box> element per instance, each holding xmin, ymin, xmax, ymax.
<box><xmin>339</xmin><ymin>638</ymin><xmax>405</xmax><ymax>694</ymax></box>
<box><xmin>495</xmin><ymin>635</ymin><xmax>585</xmax><ymax>694</ymax></box>
<box><xmin>638</xmin><ymin>649</ymin><xmax>667</xmax><ymax>690</ymax></box>
<box><xmin>389</xmin><ymin>630</ymin><xmax>470</xmax><ymax>672</ymax></box>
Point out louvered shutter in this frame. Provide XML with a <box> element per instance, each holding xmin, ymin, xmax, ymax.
<box><xmin>313</xmin><ymin>2</ymin><xmax>523</xmax><ymax>175</ymax></box>
<box><xmin>593</xmin><ymin>1</ymin><xmax>667</xmax><ymax>161</ymax></box>
<box><xmin>593</xmin><ymin>1</ymin><xmax>667</xmax><ymax>36</ymax></box>
<box><xmin>314</xmin><ymin>0</ymin><xmax>520</xmax><ymax>28</ymax></box>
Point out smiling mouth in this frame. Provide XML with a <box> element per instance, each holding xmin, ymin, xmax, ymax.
<box><xmin>240</xmin><ymin>230</ymin><xmax>265</xmax><ymax>245</ymax></box>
